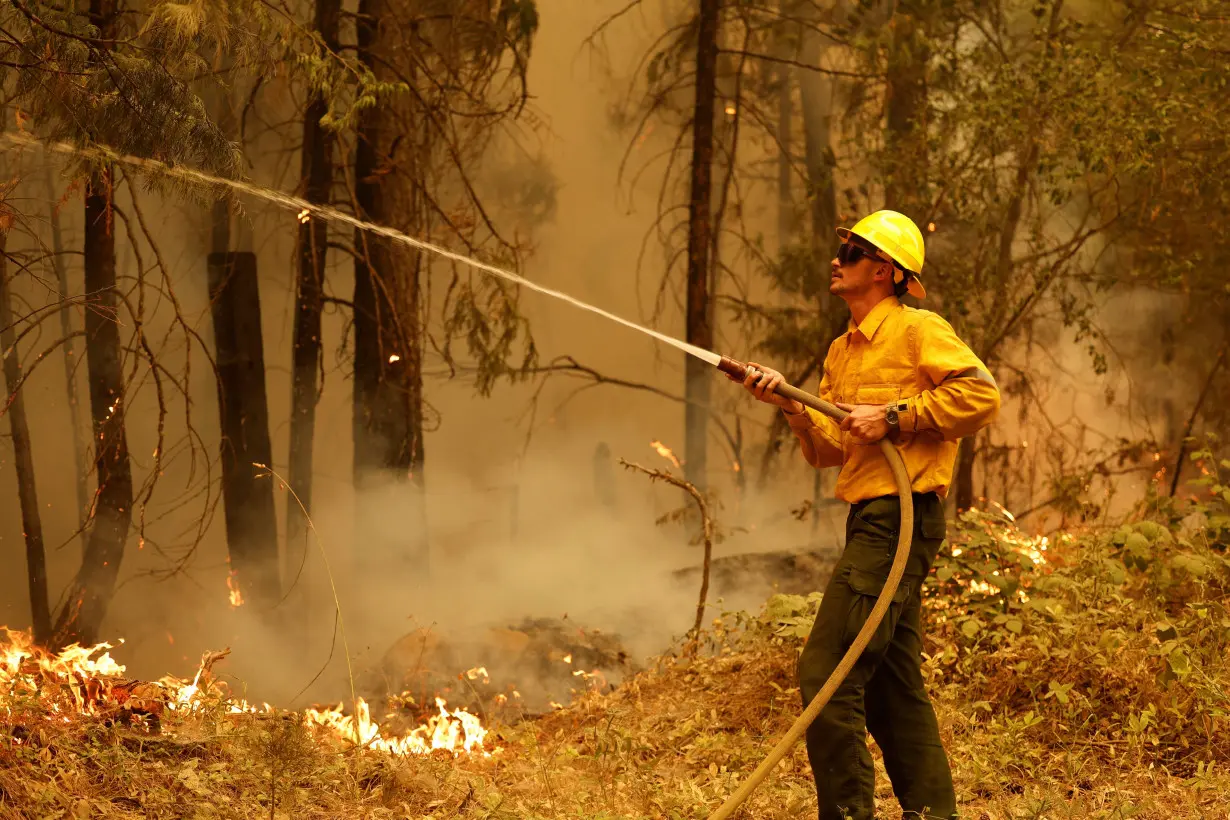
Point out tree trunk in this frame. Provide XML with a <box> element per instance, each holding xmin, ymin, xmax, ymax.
<box><xmin>208</xmin><ymin>250</ymin><xmax>281</xmax><ymax>607</ymax></box>
<box><xmin>883</xmin><ymin>10</ymin><xmax>930</xmax><ymax>213</ymax></box>
<box><xmin>43</xmin><ymin>165</ymin><xmax>89</xmax><ymax>555</ymax></box>
<box><xmin>54</xmin><ymin>162</ymin><xmax>134</xmax><ymax>649</ymax></box>
<box><xmin>954</xmin><ymin>433</ymin><xmax>977</xmax><ymax>512</ymax></box>
<box><xmin>53</xmin><ymin>0</ymin><xmax>133</xmax><ymax>650</ymax></box>
<box><xmin>683</xmin><ymin>0</ymin><xmax>721</xmax><ymax>490</ymax></box>
<box><xmin>0</xmin><ymin>222</ymin><xmax>52</xmax><ymax>645</ymax></box>
<box><xmin>353</xmin><ymin>0</ymin><xmax>427</xmax><ymax>575</ymax></box>
<box><xmin>287</xmin><ymin>0</ymin><xmax>340</xmax><ymax>570</ymax></box>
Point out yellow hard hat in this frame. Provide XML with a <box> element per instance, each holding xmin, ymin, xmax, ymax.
<box><xmin>836</xmin><ymin>209</ymin><xmax>927</xmax><ymax>298</ymax></box>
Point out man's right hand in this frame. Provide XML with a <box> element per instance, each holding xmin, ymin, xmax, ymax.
<box><xmin>736</xmin><ymin>361</ymin><xmax>806</xmax><ymax>416</ymax></box>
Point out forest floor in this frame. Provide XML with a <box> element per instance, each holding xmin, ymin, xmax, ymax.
<box><xmin>1</xmin><ymin>509</ymin><xmax>1228</xmax><ymax>819</ymax></box>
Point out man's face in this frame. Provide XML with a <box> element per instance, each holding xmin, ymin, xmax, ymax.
<box><xmin>830</xmin><ymin>242</ymin><xmax>890</xmax><ymax>298</ymax></box>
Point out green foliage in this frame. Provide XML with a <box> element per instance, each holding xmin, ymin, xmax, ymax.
<box><xmin>756</xmin><ymin>591</ymin><xmax>823</xmax><ymax>641</ymax></box>
<box><xmin>735</xmin><ymin>507</ymin><xmax>1230</xmax><ymax>779</ymax></box>
<box><xmin>1</xmin><ymin>0</ymin><xmax>273</xmax><ymax>179</ymax></box>
<box><xmin>1178</xmin><ymin>442</ymin><xmax>1230</xmax><ymax>547</ymax></box>
<box><xmin>925</xmin><ymin>510</ymin><xmax>1230</xmax><ymax>775</ymax></box>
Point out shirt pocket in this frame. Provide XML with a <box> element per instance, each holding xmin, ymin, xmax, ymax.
<box><xmin>854</xmin><ymin>383</ymin><xmax>902</xmax><ymax>405</ymax></box>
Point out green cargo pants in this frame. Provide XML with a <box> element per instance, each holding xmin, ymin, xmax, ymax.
<box><xmin>797</xmin><ymin>492</ymin><xmax>957</xmax><ymax>820</ymax></box>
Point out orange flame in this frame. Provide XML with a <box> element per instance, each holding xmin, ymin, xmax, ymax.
<box><xmin>226</xmin><ymin>571</ymin><xmax>243</xmax><ymax>608</ymax></box>
<box><xmin>649</xmin><ymin>440</ymin><xmax>681</xmax><ymax>468</ymax></box>
<box><xmin>305</xmin><ymin>697</ymin><xmax>488</xmax><ymax>756</ymax></box>
<box><xmin>0</xmin><ymin>629</ymin><xmax>491</xmax><ymax>757</ymax></box>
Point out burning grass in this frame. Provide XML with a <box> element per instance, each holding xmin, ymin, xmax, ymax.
<box><xmin>1</xmin><ymin>510</ymin><xmax>1228</xmax><ymax>818</ymax></box>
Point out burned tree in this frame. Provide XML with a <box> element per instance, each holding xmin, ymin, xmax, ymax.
<box><xmin>682</xmin><ymin>0</ymin><xmax>721</xmax><ymax>491</ymax></box>
<box><xmin>287</xmin><ymin>0</ymin><xmax>341</xmax><ymax>582</ymax></box>
<box><xmin>50</xmin><ymin>0</ymin><xmax>134</xmax><ymax>649</ymax></box>
<box><xmin>0</xmin><ymin>209</ymin><xmax>52</xmax><ymax>645</ymax></box>
<box><xmin>208</xmin><ymin>250</ymin><xmax>281</xmax><ymax>608</ymax></box>
<box><xmin>346</xmin><ymin>0</ymin><xmax>541</xmax><ymax>579</ymax></box>
<box><xmin>352</xmin><ymin>0</ymin><xmax>426</xmax><ymax>569</ymax></box>
<box><xmin>2</xmin><ymin>0</ymin><xmax>249</xmax><ymax>643</ymax></box>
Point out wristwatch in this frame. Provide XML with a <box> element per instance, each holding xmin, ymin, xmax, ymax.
<box><xmin>884</xmin><ymin>399</ymin><xmax>909</xmax><ymax>436</ymax></box>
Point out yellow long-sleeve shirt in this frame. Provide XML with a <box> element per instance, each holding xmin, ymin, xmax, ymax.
<box><xmin>785</xmin><ymin>296</ymin><xmax>1000</xmax><ymax>503</ymax></box>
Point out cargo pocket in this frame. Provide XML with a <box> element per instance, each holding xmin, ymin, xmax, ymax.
<box><xmin>842</xmin><ymin>567</ymin><xmax>913</xmax><ymax>658</ymax></box>
<box><xmin>918</xmin><ymin>514</ymin><xmax>946</xmax><ymax>541</ymax></box>
<box><xmin>914</xmin><ymin>514</ymin><xmax>948</xmax><ymax>573</ymax></box>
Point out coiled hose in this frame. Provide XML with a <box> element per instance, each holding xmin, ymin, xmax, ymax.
<box><xmin>711</xmin><ymin>359</ymin><xmax>915</xmax><ymax>820</ymax></box>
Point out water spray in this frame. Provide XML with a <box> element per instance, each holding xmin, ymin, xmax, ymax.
<box><xmin>1</xmin><ymin>132</ymin><xmax>915</xmax><ymax>816</ymax></box>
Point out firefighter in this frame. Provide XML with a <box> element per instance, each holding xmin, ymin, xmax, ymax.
<box><xmin>739</xmin><ymin>210</ymin><xmax>1000</xmax><ymax>819</ymax></box>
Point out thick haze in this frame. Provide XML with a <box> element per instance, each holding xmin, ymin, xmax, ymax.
<box><xmin>0</xmin><ymin>0</ymin><xmax>1178</xmax><ymax>704</ymax></box>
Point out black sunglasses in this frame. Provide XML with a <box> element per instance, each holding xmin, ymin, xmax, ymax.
<box><xmin>836</xmin><ymin>240</ymin><xmax>884</xmax><ymax>266</ymax></box>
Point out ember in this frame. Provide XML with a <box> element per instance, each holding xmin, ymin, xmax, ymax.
<box><xmin>649</xmin><ymin>439</ymin><xmax>681</xmax><ymax>468</ymax></box>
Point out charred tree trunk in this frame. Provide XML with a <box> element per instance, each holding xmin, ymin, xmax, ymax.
<box><xmin>0</xmin><ymin>221</ymin><xmax>52</xmax><ymax>645</ymax></box>
<box><xmin>53</xmin><ymin>0</ymin><xmax>133</xmax><ymax>650</ymax></box>
<box><xmin>43</xmin><ymin>165</ymin><xmax>89</xmax><ymax>555</ymax></box>
<box><xmin>353</xmin><ymin>0</ymin><xmax>428</xmax><ymax>574</ymax></box>
<box><xmin>208</xmin><ymin>249</ymin><xmax>281</xmax><ymax>607</ymax></box>
<box><xmin>55</xmin><ymin>177</ymin><xmax>133</xmax><ymax>647</ymax></box>
<box><xmin>683</xmin><ymin>0</ymin><xmax>721</xmax><ymax>490</ymax></box>
<box><xmin>287</xmin><ymin>0</ymin><xmax>340</xmax><ymax>568</ymax></box>
<box><xmin>206</xmin><ymin>69</ymin><xmax>280</xmax><ymax>610</ymax></box>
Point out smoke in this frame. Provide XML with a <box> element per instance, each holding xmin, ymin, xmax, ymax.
<box><xmin>1</xmin><ymin>0</ymin><xmax>1185</xmax><ymax>719</ymax></box>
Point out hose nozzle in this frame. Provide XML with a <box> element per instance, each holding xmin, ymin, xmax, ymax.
<box><xmin>716</xmin><ymin>354</ymin><xmax>847</xmax><ymax>423</ymax></box>
<box><xmin>717</xmin><ymin>356</ymin><xmax>749</xmax><ymax>381</ymax></box>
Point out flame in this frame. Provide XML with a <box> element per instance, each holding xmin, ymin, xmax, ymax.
<box><xmin>0</xmin><ymin>629</ymin><xmax>491</xmax><ymax>758</ymax></box>
<box><xmin>226</xmin><ymin>571</ymin><xmax>243</xmax><ymax>608</ymax></box>
<box><xmin>649</xmin><ymin>440</ymin><xmax>681</xmax><ymax>468</ymax></box>
<box><xmin>297</xmin><ymin>208</ymin><xmax>310</xmax><ymax>223</ymax></box>
<box><xmin>572</xmin><ymin>668</ymin><xmax>608</xmax><ymax>689</ymax></box>
<box><xmin>388</xmin><ymin>354</ymin><xmax>400</xmax><ymax>363</ymax></box>
<box><xmin>305</xmin><ymin>697</ymin><xmax>488</xmax><ymax>756</ymax></box>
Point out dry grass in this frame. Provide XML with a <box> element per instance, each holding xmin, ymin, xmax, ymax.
<box><xmin>2</xmin><ymin>513</ymin><xmax>1228</xmax><ymax>819</ymax></box>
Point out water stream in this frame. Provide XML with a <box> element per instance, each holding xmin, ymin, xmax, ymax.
<box><xmin>1</xmin><ymin>133</ymin><xmax>722</xmax><ymax>368</ymax></box>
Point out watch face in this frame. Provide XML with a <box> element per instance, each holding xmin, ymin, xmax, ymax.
<box><xmin>886</xmin><ymin>407</ymin><xmax>899</xmax><ymax>425</ymax></box>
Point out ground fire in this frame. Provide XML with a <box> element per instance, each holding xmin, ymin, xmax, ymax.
<box><xmin>0</xmin><ymin>629</ymin><xmax>488</xmax><ymax>757</ymax></box>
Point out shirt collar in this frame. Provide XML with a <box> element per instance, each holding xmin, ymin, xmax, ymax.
<box><xmin>847</xmin><ymin>296</ymin><xmax>901</xmax><ymax>342</ymax></box>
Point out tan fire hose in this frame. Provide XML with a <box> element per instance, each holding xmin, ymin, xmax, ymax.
<box><xmin>711</xmin><ymin>358</ymin><xmax>915</xmax><ymax>820</ymax></box>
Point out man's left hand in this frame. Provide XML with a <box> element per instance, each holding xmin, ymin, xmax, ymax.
<box><xmin>835</xmin><ymin>402</ymin><xmax>889</xmax><ymax>444</ymax></box>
